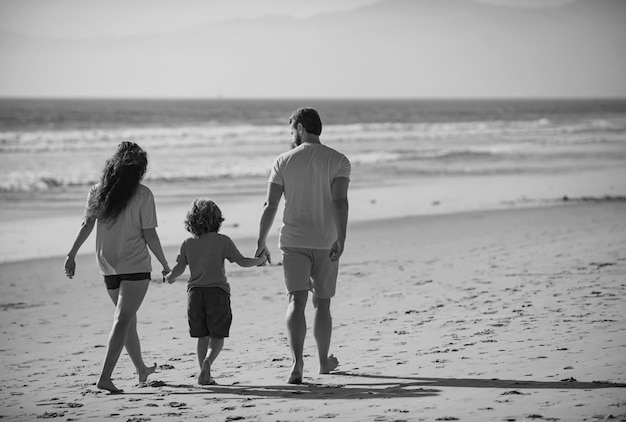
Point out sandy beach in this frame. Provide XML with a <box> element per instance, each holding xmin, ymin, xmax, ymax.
<box><xmin>1</xmin><ymin>198</ymin><xmax>625</xmax><ymax>421</ymax></box>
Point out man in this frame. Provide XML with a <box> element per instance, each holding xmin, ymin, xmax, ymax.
<box><xmin>255</xmin><ymin>107</ymin><xmax>350</xmax><ymax>384</ymax></box>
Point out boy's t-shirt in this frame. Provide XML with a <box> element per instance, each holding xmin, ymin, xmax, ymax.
<box><xmin>88</xmin><ymin>183</ymin><xmax>158</xmax><ymax>276</ymax></box>
<box><xmin>269</xmin><ymin>142</ymin><xmax>351</xmax><ymax>249</ymax></box>
<box><xmin>175</xmin><ymin>232</ymin><xmax>244</xmax><ymax>294</ymax></box>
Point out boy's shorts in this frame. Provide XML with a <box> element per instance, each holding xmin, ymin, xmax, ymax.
<box><xmin>187</xmin><ymin>286</ymin><xmax>232</xmax><ymax>338</ymax></box>
<box><xmin>281</xmin><ymin>247</ymin><xmax>339</xmax><ymax>299</ymax></box>
<box><xmin>103</xmin><ymin>273</ymin><xmax>151</xmax><ymax>290</ymax></box>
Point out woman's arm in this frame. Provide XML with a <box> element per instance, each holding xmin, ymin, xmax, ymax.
<box><xmin>142</xmin><ymin>228</ymin><xmax>171</xmax><ymax>273</ymax></box>
<box><xmin>64</xmin><ymin>217</ymin><xmax>96</xmax><ymax>278</ymax></box>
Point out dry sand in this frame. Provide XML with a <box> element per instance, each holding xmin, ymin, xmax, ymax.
<box><xmin>1</xmin><ymin>201</ymin><xmax>625</xmax><ymax>421</ymax></box>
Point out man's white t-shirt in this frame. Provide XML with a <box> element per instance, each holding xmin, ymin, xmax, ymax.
<box><xmin>86</xmin><ymin>183</ymin><xmax>158</xmax><ymax>275</ymax></box>
<box><xmin>269</xmin><ymin>142</ymin><xmax>351</xmax><ymax>249</ymax></box>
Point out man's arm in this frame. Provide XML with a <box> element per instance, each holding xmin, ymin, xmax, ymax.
<box><xmin>329</xmin><ymin>177</ymin><xmax>349</xmax><ymax>261</ymax></box>
<box><xmin>255</xmin><ymin>182</ymin><xmax>283</xmax><ymax>264</ymax></box>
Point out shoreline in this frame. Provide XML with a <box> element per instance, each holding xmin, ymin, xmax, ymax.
<box><xmin>2</xmin><ymin>167</ymin><xmax>626</xmax><ymax>264</ymax></box>
<box><xmin>0</xmin><ymin>198</ymin><xmax>623</xmax><ymax>268</ymax></box>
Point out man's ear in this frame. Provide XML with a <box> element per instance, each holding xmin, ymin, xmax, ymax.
<box><xmin>297</xmin><ymin>122</ymin><xmax>305</xmax><ymax>134</ymax></box>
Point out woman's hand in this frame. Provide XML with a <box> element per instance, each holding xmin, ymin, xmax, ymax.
<box><xmin>64</xmin><ymin>256</ymin><xmax>76</xmax><ymax>279</ymax></box>
<box><xmin>161</xmin><ymin>267</ymin><xmax>171</xmax><ymax>283</ymax></box>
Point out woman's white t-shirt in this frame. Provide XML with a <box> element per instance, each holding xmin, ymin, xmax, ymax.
<box><xmin>86</xmin><ymin>183</ymin><xmax>158</xmax><ymax>276</ymax></box>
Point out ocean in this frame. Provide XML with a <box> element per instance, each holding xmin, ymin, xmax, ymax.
<box><xmin>1</xmin><ymin>98</ymin><xmax>626</xmax><ymax>263</ymax></box>
<box><xmin>2</xmin><ymin>98</ymin><xmax>625</xmax><ymax>199</ymax></box>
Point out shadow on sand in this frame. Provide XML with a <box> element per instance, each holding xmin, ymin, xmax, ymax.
<box><xmin>332</xmin><ymin>371</ymin><xmax>626</xmax><ymax>390</ymax></box>
<box><xmin>125</xmin><ymin>371</ymin><xmax>623</xmax><ymax>399</ymax></box>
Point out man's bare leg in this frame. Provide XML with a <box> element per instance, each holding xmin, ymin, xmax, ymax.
<box><xmin>198</xmin><ymin>337</ymin><xmax>223</xmax><ymax>385</ymax></box>
<box><xmin>313</xmin><ymin>296</ymin><xmax>339</xmax><ymax>374</ymax></box>
<box><xmin>286</xmin><ymin>291</ymin><xmax>308</xmax><ymax>384</ymax></box>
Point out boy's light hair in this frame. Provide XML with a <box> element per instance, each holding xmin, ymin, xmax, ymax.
<box><xmin>185</xmin><ymin>199</ymin><xmax>224</xmax><ymax>236</ymax></box>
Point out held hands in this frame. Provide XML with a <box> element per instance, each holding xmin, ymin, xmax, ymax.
<box><xmin>64</xmin><ymin>256</ymin><xmax>76</xmax><ymax>279</ymax></box>
<box><xmin>255</xmin><ymin>242</ymin><xmax>271</xmax><ymax>266</ymax></box>
<box><xmin>257</xmin><ymin>254</ymin><xmax>269</xmax><ymax>267</ymax></box>
<box><xmin>161</xmin><ymin>266</ymin><xmax>171</xmax><ymax>283</ymax></box>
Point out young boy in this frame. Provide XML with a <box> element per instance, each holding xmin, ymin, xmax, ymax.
<box><xmin>166</xmin><ymin>199</ymin><xmax>266</xmax><ymax>385</ymax></box>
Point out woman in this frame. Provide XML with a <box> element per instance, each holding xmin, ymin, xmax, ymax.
<box><xmin>64</xmin><ymin>141</ymin><xmax>171</xmax><ymax>393</ymax></box>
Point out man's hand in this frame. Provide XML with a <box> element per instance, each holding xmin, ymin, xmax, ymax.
<box><xmin>255</xmin><ymin>242</ymin><xmax>272</xmax><ymax>265</ymax></box>
<box><xmin>329</xmin><ymin>239</ymin><xmax>344</xmax><ymax>262</ymax></box>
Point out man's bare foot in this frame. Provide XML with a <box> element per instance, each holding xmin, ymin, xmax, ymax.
<box><xmin>198</xmin><ymin>360</ymin><xmax>215</xmax><ymax>385</ymax></box>
<box><xmin>138</xmin><ymin>363</ymin><xmax>157</xmax><ymax>384</ymax></box>
<box><xmin>287</xmin><ymin>362</ymin><xmax>303</xmax><ymax>384</ymax></box>
<box><xmin>319</xmin><ymin>354</ymin><xmax>339</xmax><ymax>374</ymax></box>
<box><xmin>96</xmin><ymin>378</ymin><xmax>123</xmax><ymax>394</ymax></box>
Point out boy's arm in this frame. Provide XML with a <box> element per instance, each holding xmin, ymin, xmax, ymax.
<box><xmin>234</xmin><ymin>256</ymin><xmax>268</xmax><ymax>268</ymax></box>
<box><xmin>329</xmin><ymin>177</ymin><xmax>349</xmax><ymax>262</ymax></box>
<box><xmin>166</xmin><ymin>262</ymin><xmax>186</xmax><ymax>284</ymax></box>
<box><xmin>255</xmin><ymin>182</ymin><xmax>283</xmax><ymax>264</ymax></box>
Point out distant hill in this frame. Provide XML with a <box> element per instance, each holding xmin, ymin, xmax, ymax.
<box><xmin>1</xmin><ymin>0</ymin><xmax>625</xmax><ymax>98</ymax></box>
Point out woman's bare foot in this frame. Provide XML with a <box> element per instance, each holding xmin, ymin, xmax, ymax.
<box><xmin>287</xmin><ymin>362</ymin><xmax>303</xmax><ymax>384</ymax></box>
<box><xmin>198</xmin><ymin>360</ymin><xmax>215</xmax><ymax>385</ymax></box>
<box><xmin>96</xmin><ymin>378</ymin><xmax>123</xmax><ymax>394</ymax></box>
<box><xmin>319</xmin><ymin>354</ymin><xmax>339</xmax><ymax>374</ymax></box>
<box><xmin>138</xmin><ymin>363</ymin><xmax>157</xmax><ymax>384</ymax></box>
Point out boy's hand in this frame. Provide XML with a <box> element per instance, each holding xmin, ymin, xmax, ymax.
<box><xmin>257</xmin><ymin>255</ymin><xmax>269</xmax><ymax>267</ymax></box>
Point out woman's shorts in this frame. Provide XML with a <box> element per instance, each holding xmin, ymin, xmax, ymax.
<box><xmin>187</xmin><ymin>287</ymin><xmax>232</xmax><ymax>338</ymax></box>
<box><xmin>281</xmin><ymin>247</ymin><xmax>339</xmax><ymax>299</ymax></box>
<box><xmin>103</xmin><ymin>272</ymin><xmax>151</xmax><ymax>290</ymax></box>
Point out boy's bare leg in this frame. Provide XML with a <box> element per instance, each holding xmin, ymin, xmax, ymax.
<box><xmin>197</xmin><ymin>336</ymin><xmax>209</xmax><ymax>370</ymax></box>
<box><xmin>98</xmin><ymin>280</ymin><xmax>150</xmax><ymax>393</ymax></box>
<box><xmin>106</xmin><ymin>287</ymin><xmax>156</xmax><ymax>384</ymax></box>
<box><xmin>313</xmin><ymin>296</ymin><xmax>339</xmax><ymax>374</ymax></box>
<box><xmin>198</xmin><ymin>337</ymin><xmax>223</xmax><ymax>385</ymax></box>
<box><xmin>286</xmin><ymin>291</ymin><xmax>308</xmax><ymax>384</ymax></box>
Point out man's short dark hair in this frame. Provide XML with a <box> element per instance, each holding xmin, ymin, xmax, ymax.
<box><xmin>289</xmin><ymin>108</ymin><xmax>322</xmax><ymax>136</ymax></box>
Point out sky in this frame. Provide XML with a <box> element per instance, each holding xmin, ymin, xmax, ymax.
<box><xmin>0</xmin><ymin>0</ymin><xmax>382</xmax><ymax>38</ymax></box>
<box><xmin>0</xmin><ymin>0</ymin><xmax>624</xmax><ymax>98</ymax></box>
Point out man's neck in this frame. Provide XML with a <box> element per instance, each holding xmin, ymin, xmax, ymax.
<box><xmin>302</xmin><ymin>136</ymin><xmax>321</xmax><ymax>145</ymax></box>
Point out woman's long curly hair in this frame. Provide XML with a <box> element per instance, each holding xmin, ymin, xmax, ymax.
<box><xmin>185</xmin><ymin>199</ymin><xmax>224</xmax><ymax>237</ymax></box>
<box><xmin>86</xmin><ymin>142</ymin><xmax>148</xmax><ymax>221</ymax></box>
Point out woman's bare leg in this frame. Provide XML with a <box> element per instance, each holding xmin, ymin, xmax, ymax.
<box><xmin>98</xmin><ymin>280</ymin><xmax>150</xmax><ymax>392</ymax></box>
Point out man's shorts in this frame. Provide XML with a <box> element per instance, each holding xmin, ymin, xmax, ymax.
<box><xmin>187</xmin><ymin>286</ymin><xmax>232</xmax><ymax>338</ymax></box>
<box><xmin>281</xmin><ymin>247</ymin><xmax>339</xmax><ymax>299</ymax></box>
<box><xmin>103</xmin><ymin>273</ymin><xmax>151</xmax><ymax>290</ymax></box>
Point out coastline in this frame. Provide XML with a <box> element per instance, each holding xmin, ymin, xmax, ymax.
<box><xmin>1</xmin><ymin>200</ymin><xmax>625</xmax><ymax>421</ymax></box>
<box><xmin>1</xmin><ymin>167</ymin><xmax>625</xmax><ymax>264</ymax></box>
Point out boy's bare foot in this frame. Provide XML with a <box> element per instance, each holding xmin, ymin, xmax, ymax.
<box><xmin>287</xmin><ymin>362</ymin><xmax>303</xmax><ymax>384</ymax></box>
<box><xmin>198</xmin><ymin>360</ymin><xmax>215</xmax><ymax>385</ymax></box>
<box><xmin>96</xmin><ymin>378</ymin><xmax>123</xmax><ymax>394</ymax></box>
<box><xmin>319</xmin><ymin>354</ymin><xmax>339</xmax><ymax>374</ymax></box>
<box><xmin>138</xmin><ymin>363</ymin><xmax>157</xmax><ymax>384</ymax></box>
